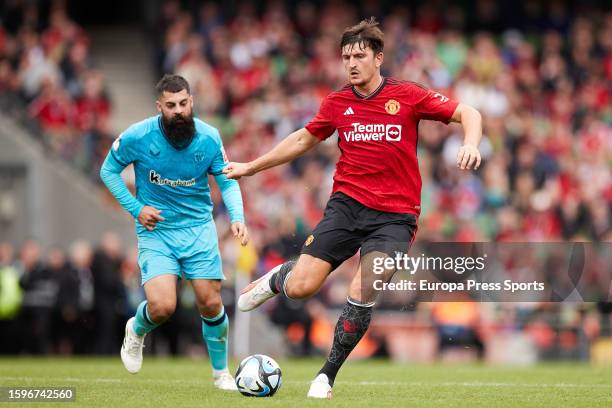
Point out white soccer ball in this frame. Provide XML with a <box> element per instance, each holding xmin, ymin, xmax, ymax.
<box><xmin>235</xmin><ymin>354</ymin><xmax>282</xmax><ymax>397</ymax></box>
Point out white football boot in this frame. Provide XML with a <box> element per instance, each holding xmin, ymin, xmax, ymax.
<box><xmin>237</xmin><ymin>264</ymin><xmax>282</xmax><ymax>312</ymax></box>
<box><xmin>120</xmin><ymin>317</ymin><xmax>145</xmax><ymax>374</ymax></box>
<box><xmin>213</xmin><ymin>370</ymin><xmax>238</xmax><ymax>391</ymax></box>
<box><xmin>307</xmin><ymin>373</ymin><xmax>333</xmax><ymax>399</ymax></box>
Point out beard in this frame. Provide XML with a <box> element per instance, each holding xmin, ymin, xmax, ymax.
<box><xmin>162</xmin><ymin>112</ymin><xmax>196</xmax><ymax>148</ymax></box>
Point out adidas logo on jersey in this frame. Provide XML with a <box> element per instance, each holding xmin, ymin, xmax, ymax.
<box><xmin>342</xmin><ymin>123</ymin><xmax>402</xmax><ymax>142</ymax></box>
<box><xmin>343</xmin><ymin>107</ymin><xmax>355</xmax><ymax>115</ymax></box>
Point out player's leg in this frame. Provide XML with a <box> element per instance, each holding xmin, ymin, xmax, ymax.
<box><xmin>121</xmin><ymin>233</ymin><xmax>181</xmax><ymax>374</ymax></box>
<box><xmin>309</xmin><ymin>217</ymin><xmax>417</xmax><ymax>398</ymax></box>
<box><xmin>237</xmin><ymin>254</ymin><xmax>332</xmax><ymax>311</ymax></box>
<box><xmin>136</xmin><ymin>274</ymin><xmax>179</xmax><ymax>333</ymax></box>
<box><xmin>190</xmin><ymin>279</ymin><xmax>236</xmax><ymax>390</ymax></box>
<box><xmin>309</xmin><ymin>251</ymin><xmax>392</xmax><ymax>397</ymax></box>
<box><xmin>181</xmin><ymin>222</ymin><xmax>236</xmax><ymax>390</ymax></box>
<box><xmin>238</xmin><ymin>192</ymin><xmax>363</xmax><ymax>311</ymax></box>
<box><xmin>122</xmin><ymin>273</ymin><xmax>179</xmax><ymax>373</ymax></box>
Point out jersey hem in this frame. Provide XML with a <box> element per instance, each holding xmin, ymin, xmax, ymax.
<box><xmin>333</xmin><ymin>187</ymin><xmax>420</xmax><ymax>218</ymax></box>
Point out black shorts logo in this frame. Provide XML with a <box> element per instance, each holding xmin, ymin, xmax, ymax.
<box><xmin>305</xmin><ymin>235</ymin><xmax>314</xmax><ymax>246</ymax></box>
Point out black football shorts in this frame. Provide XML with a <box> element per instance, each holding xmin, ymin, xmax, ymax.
<box><xmin>301</xmin><ymin>192</ymin><xmax>418</xmax><ymax>271</ymax></box>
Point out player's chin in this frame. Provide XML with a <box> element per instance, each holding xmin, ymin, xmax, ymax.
<box><xmin>349</xmin><ymin>76</ymin><xmax>364</xmax><ymax>85</ymax></box>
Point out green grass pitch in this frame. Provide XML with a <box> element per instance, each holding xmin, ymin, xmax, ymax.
<box><xmin>1</xmin><ymin>357</ymin><xmax>611</xmax><ymax>407</ymax></box>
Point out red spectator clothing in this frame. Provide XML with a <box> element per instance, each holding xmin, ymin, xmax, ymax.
<box><xmin>74</xmin><ymin>96</ymin><xmax>110</xmax><ymax>131</ymax></box>
<box><xmin>305</xmin><ymin>77</ymin><xmax>459</xmax><ymax>216</ymax></box>
<box><xmin>29</xmin><ymin>96</ymin><xmax>73</xmax><ymax>131</ymax></box>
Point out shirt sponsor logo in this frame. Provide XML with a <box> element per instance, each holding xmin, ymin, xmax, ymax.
<box><xmin>149</xmin><ymin>170</ymin><xmax>196</xmax><ymax>187</ymax></box>
<box><xmin>343</xmin><ymin>123</ymin><xmax>402</xmax><ymax>142</ymax></box>
<box><xmin>433</xmin><ymin>92</ymin><xmax>449</xmax><ymax>103</ymax></box>
<box><xmin>385</xmin><ymin>99</ymin><xmax>400</xmax><ymax>115</ymax></box>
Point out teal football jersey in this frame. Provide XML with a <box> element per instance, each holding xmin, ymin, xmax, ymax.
<box><xmin>110</xmin><ymin>115</ymin><xmax>229</xmax><ymax>231</ymax></box>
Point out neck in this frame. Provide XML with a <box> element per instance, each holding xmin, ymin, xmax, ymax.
<box><xmin>354</xmin><ymin>73</ymin><xmax>383</xmax><ymax>96</ymax></box>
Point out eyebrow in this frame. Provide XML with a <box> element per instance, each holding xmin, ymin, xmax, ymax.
<box><xmin>342</xmin><ymin>51</ymin><xmax>367</xmax><ymax>57</ymax></box>
<box><xmin>165</xmin><ymin>99</ymin><xmax>188</xmax><ymax>105</ymax></box>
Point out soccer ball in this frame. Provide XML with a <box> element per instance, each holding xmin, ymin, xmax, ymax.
<box><xmin>235</xmin><ymin>354</ymin><xmax>282</xmax><ymax>397</ymax></box>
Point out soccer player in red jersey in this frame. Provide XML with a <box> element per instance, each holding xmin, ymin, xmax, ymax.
<box><xmin>224</xmin><ymin>18</ymin><xmax>482</xmax><ymax>399</ymax></box>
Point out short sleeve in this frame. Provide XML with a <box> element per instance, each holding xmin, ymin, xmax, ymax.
<box><xmin>305</xmin><ymin>95</ymin><xmax>336</xmax><ymax>140</ymax></box>
<box><xmin>207</xmin><ymin>129</ymin><xmax>228</xmax><ymax>176</ymax></box>
<box><xmin>410</xmin><ymin>84</ymin><xmax>459</xmax><ymax>124</ymax></box>
<box><xmin>110</xmin><ymin>124</ymin><xmax>141</xmax><ymax>166</ymax></box>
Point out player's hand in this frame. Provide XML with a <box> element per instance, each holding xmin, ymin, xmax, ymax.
<box><xmin>223</xmin><ymin>162</ymin><xmax>254</xmax><ymax>180</ymax></box>
<box><xmin>231</xmin><ymin>221</ymin><xmax>249</xmax><ymax>246</ymax></box>
<box><xmin>457</xmin><ymin>144</ymin><xmax>482</xmax><ymax>170</ymax></box>
<box><xmin>138</xmin><ymin>206</ymin><xmax>165</xmax><ymax>231</ymax></box>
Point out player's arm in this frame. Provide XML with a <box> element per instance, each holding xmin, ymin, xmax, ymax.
<box><xmin>450</xmin><ymin>103</ymin><xmax>483</xmax><ymax>170</ymax></box>
<box><xmin>208</xmin><ymin>131</ymin><xmax>249</xmax><ymax>245</ymax></box>
<box><xmin>223</xmin><ymin>128</ymin><xmax>320</xmax><ymax>180</ymax></box>
<box><xmin>99</xmin><ymin>138</ymin><xmax>163</xmax><ymax>231</ymax></box>
<box><xmin>214</xmin><ymin>174</ymin><xmax>249</xmax><ymax>246</ymax></box>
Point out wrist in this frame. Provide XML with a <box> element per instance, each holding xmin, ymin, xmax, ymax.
<box><xmin>132</xmin><ymin>203</ymin><xmax>145</xmax><ymax>219</ymax></box>
<box><xmin>246</xmin><ymin>161</ymin><xmax>257</xmax><ymax>175</ymax></box>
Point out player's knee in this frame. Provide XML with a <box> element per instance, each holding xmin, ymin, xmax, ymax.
<box><xmin>198</xmin><ymin>296</ymin><xmax>223</xmax><ymax>318</ymax></box>
<box><xmin>148</xmin><ymin>299</ymin><xmax>176</xmax><ymax>322</ymax></box>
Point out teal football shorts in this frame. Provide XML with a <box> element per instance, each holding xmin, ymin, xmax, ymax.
<box><xmin>136</xmin><ymin>221</ymin><xmax>223</xmax><ymax>284</ymax></box>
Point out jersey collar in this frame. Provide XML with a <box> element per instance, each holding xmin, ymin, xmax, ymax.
<box><xmin>352</xmin><ymin>77</ymin><xmax>386</xmax><ymax>100</ymax></box>
<box><xmin>158</xmin><ymin>116</ymin><xmax>195</xmax><ymax>150</ymax></box>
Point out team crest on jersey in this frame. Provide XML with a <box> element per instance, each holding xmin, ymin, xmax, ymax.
<box><xmin>385</xmin><ymin>99</ymin><xmax>400</xmax><ymax>115</ymax></box>
<box><xmin>149</xmin><ymin>144</ymin><xmax>160</xmax><ymax>157</ymax></box>
<box><xmin>194</xmin><ymin>152</ymin><xmax>204</xmax><ymax>163</ymax></box>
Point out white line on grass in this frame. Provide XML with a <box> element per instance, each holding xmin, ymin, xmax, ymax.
<box><xmin>1</xmin><ymin>377</ymin><xmax>609</xmax><ymax>388</ymax></box>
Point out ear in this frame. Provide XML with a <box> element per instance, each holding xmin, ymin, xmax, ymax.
<box><xmin>156</xmin><ymin>100</ymin><xmax>162</xmax><ymax>113</ymax></box>
<box><xmin>375</xmin><ymin>52</ymin><xmax>384</xmax><ymax>68</ymax></box>
<box><xmin>189</xmin><ymin>94</ymin><xmax>194</xmax><ymax>108</ymax></box>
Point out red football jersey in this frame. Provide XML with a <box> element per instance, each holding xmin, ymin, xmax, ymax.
<box><xmin>305</xmin><ymin>77</ymin><xmax>459</xmax><ymax>216</ymax></box>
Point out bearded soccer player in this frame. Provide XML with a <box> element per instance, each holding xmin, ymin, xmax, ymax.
<box><xmin>100</xmin><ymin>75</ymin><xmax>248</xmax><ymax>390</ymax></box>
<box><xmin>224</xmin><ymin>18</ymin><xmax>482</xmax><ymax>399</ymax></box>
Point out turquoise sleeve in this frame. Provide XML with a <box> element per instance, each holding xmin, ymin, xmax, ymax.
<box><xmin>214</xmin><ymin>174</ymin><xmax>244</xmax><ymax>224</ymax></box>
<box><xmin>100</xmin><ymin>152</ymin><xmax>144</xmax><ymax>219</ymax></box>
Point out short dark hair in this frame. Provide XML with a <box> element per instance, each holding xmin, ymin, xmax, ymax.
<box><xmin>340</xmin><ymin>17</ymin><xmax>384</xmax><ymax>55</ymax></box>
<box><xmin>155</xmin><ymin>74</ymin><xmax>190</xmax><ymax>96</ymax></box>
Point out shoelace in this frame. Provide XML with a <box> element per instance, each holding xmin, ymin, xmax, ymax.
<box><xmin>254</xmin><ymin>283</ymin><xmax>271</xmax><ymax>297</ymax></box>
<box><xmin>126</xmin><ymin>333</ymin><xmax>145</xmax><ymax>356</ymax></box>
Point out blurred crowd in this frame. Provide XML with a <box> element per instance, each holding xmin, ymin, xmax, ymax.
<box><xmin>0</xmin><ymin>235</ymin><xmax>229</xmax><ymax>356</ymax></box>
<box><xmin>0</xmin><ymin>0</ymin><xmax>113</xmax><ymax>180</ymax></box>
<box><xmin>1</xmin><ymin>0</ymin><xmax>609</xmax><ymax>248</ymax></box>
<box><xmin>149</xmin><ymin>0</ymin><xmax>611</xmax><ymax>252</ymax></box>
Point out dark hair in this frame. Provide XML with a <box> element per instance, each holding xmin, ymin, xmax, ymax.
<box><xmin>340</xmin><ymin>17</ymin><xmax>384</xmax><ymax>55</ymax></box>
<box><xmin>155</xmin><ymin>74</ymin><xmax>190</xmax><ymax>96</ymax></box>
